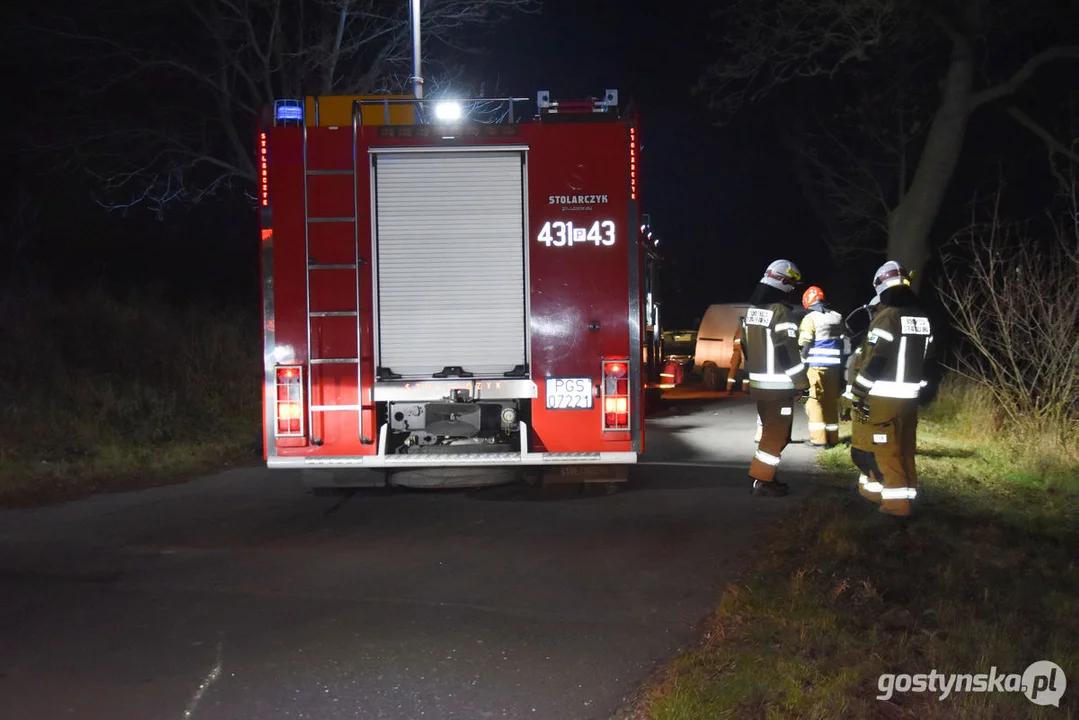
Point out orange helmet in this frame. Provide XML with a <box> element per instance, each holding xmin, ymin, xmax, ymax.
<box><xmin>802</xmin><ymin>286</ymin><xmax>825</xmax><ymax>309</ymax></box>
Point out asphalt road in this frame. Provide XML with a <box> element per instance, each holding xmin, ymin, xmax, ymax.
<box><xmin>0</xmin><ymin>391</ymin><xmax>821</xmax><ymax>720</ymax></box>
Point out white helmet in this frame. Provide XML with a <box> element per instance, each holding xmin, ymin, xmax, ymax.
<box><xmin>760</xmin><ymin>259</ymin><xmax>802</xmax><ymax>293</ymax></box>
<box><xmin>873</xmin><ymin>260</ymin><xmax>911</xmax><ymax>295</ymax></box>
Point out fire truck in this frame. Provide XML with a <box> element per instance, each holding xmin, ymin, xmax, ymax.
<box><xmin>257</xmin><ymin>89</ymin><xmax>654</xmax><ymax>489</ymax></box>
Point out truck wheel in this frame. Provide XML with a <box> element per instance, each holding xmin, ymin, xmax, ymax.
<box><xmin>701</xmin><ymin>364</ymin><xmax>721</xmax><ymax>390</ymax></box>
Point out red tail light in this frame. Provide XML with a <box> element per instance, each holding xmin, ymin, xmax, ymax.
<box><xmin>275</xmin><ymin>365</ymin><xmax>305</xmax><ymax>436</ymax></box>
<box><xmin>605</xmin><ymin>362</ymin><xmax>627</xmax><ymax>378</ymax></box>
<box><xmin>602</xmin><ymin>359</ymin><xmax>630</xmax><ymax>431</ymax></box>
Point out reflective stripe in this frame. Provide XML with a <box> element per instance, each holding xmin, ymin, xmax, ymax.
<box><xmin>868</xmin><ymin>381</ymin><xmax>921</xmax><ymax>399</ymax></box>
<box><xmin>807</xmin><ymin>356</ymin><xmax>842</xmax><ymax>366</ymax></box>
<box><xmin>919</xmin><ymin>379</ymin><xmax>928</xmax><ymax>388</ymax></box>
<box><xmin>825</xmin><ymin>424</ymin><xmax>839</xmax><ymax>431</ymax></box>
<box><xmin>775</xmin><ymin>322</ymin><xmax>798</xmax><ymax>332</ymax></box>
<box><xmin>808</xmin><ymin>422</ymin><xmax>827</xmax><ymax>430</ymax></box>
<box><xmin>855</xmin><ymin>374</ymin><xmax>874</xmax><ymax>388</ymax></box>
<box><xmin>780</xmin><ymin>406</ymin><xmax>792</xmax><ymax>416</ymax></box>
<box><xmin>766</xmin><ymin>332</ymin><xmax>775</xmax><ymax>375</ymax></box>
<box><xmin>896</xmin><ymin>336</ymin><xmax>907</xmax><ymax>383</ymax></box>
<box><xmin>750</xmin><ymin>373</ymin><xmax>791</xmax><ymax>382</ymax></box>
<box><xmin>864</xmin><ymin>481</ymin><xmax>883</xmax><ymax>493</ymax></box>
<box><xmin>869</xmin><ymin>329</ymin><xmax>894</xmax><ymax>342</ymax></box>
<box><xmin>785</xmin><ymin>363</ymin><xmax>805</xmax><ymax>376</ymax></box>
<box><xmin>751</xmin><ymin>381</ymin><xmax>795</xmax><ymax>390</ymax></box>
<box><xmin>809</xmin><ymin>348</ymin><xmax>842</xmax><ymax>356</ymax></box>
<box><xmin>749</xmin><ymin>372</ymin><xmax>794</xmax><ymax>390</ymax></box>
<box><xmin>727</xmin><ymin>376</ymin><xmax>736</xmax><ymax>384</ymax></box>
<box><xmin>754</xmin><ymin>450</ymin><xmax>781</xmax><ymax>466</ymax></box>
<box><xmin>881</xmin><ymin>487</ymin><xmax>917</xmax><ymax>500</ymax></box>
<box><xmin>858</xmin><ymin>474</ymin><xmax>868</xmax><ymax>486</ymax></box>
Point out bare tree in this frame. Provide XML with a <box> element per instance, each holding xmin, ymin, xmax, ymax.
<box><xmin>699</xmin><ymin>0</ymin><xmax>1079</xmax><ymax>288</ymax></box>
<box><xmin>26</xmin><ymin>0</ymin><xmax>538</xmax><ymax>215</ymax></box>
<box><xmin>938</xmin><ymin>182</ymin><xmax>1079</xmax><ymax>434</ymax></box>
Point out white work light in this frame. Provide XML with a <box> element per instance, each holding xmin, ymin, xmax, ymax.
<box><xmin>434</xmin><ymin>101</ymin><xmax>463</xmax><ymax>121</ymax></box>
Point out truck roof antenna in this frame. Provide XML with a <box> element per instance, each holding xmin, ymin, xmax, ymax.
<box><xmin>410</xmin><ymin>0</ymin><xmax>423</xmax><ymax>100</ymax></box>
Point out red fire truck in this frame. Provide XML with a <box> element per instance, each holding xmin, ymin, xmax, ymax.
<box><xmin>257</xmin><ymin>89</ymin><xmax>653</xmax><ymax>488</ymax></box>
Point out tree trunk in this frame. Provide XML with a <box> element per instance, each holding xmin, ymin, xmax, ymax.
<box><xmin>887</xmin><ymin>33</ymin><xmax>977</xmax><ymax>291</ymax></box>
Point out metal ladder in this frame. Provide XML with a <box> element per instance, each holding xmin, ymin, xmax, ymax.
<box><xmin>302</xmin><ymin>117</ymin><xmax>364</xmax><ymax>444</ymax></box>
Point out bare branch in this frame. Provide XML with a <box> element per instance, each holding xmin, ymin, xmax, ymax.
<box><xmin>970</xmin><ymin>46</ymin><xmax>1079</xmax><ymax>109</ymax></box>
<box><xmin>1004</xmin><ymin>106</ymin><xmax>1079</xmax><ymax>190</ymax></box>
<box><xmin>25</xmin><ymin>0</ymin><xmax>540</xmax><ymax>214</ymax></box>
<box><xmin>698</xmin><ymin>0</ymin><xmax>908</xmax><ymax>123</ymax></box>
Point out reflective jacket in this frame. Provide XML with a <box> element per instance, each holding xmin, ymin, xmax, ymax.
<box><xmin>743</xmin><ymin>302</ymin><xmax>810</xmax><ymax>391</ymax></box>
<box><xmin>798</xmin><ymin>307</ymin><xmax>846</xmax><ymax>368</ymax></box>
<box><xmin>850</xmin><ymin>305</ymin><xmax>934</xmax><ymax>400</ymax></box>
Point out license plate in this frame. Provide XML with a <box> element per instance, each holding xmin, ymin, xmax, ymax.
<box><xmin>545</xmin><ymin>377</ymin><xmax>593</xmax><ymax>409</ymax></box>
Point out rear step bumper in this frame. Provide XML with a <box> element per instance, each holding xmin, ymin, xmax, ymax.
<box><xmin>267</xmin><ymin>421</ymin><xmax>637</xmax><ymax>469</ymax></box>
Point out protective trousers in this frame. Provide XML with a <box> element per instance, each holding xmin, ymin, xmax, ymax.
<box><xmin>749</xmin><ymin>388</ymin><xmax>795</xmax><ymax>483</ymax></box>
<box><xmin>850</xmin><ymin>397</ymin><xmax>919</xmax><ymax>516</ymax></box>
<box><xmin>727</xmin><ymin>367</ymin><xmax>746</xmax><ymax>393</ymax></box>
<box><xmin>805</xmin><ymin>366</ymin><xmax>840</xmax><ymax>446</ymax></box>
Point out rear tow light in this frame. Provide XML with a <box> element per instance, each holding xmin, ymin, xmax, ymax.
<box><xmin>275</xmin><ymin>366</ymin><xmax>305</xmax><ymax>437</ymax></box>
<box><xmin>602</xmin><ymin>358</ymin><xmax>630</xmax><ymax>431</ymax></box>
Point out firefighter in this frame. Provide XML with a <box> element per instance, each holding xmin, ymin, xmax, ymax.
<box><xmin>742</xmin><ymin>259</ymin><xmax>810</xmax><ymax>496</ymax></box>
<box><xmin>727</xmin><ymin>325</ymin><xmax>744</xmax><ymax>394</ymax></box>
<box><xmin>798</xmin><ymin>286</ymin><xmax>846</xmax><ymax>447</ymax></box>
<box><xmin>846</xmin><ymin>261</ymin><xmax>935</xmax><ymax>517</ymax></box>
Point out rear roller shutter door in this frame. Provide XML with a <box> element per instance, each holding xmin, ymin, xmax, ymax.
<box><xmin>373</xmin><ymin>150</ymin><xmax>527</xmax><ymax>378</ymax></box>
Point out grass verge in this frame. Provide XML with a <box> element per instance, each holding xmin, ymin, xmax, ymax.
<box><xmin>0</xmin><ymin>286</ymin><xmax>261</xmax><ymax>508</ymax></box>
<box><xmin>634</xmin><ymin>377</ymin><xmax>1079</xmax><ymax>719</ymax></box>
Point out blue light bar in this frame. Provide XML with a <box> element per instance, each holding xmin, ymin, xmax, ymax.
<box><xmin>274</xmin><ymin>100</ymin><xmax>303</xmax><ymax>122</ymax></box>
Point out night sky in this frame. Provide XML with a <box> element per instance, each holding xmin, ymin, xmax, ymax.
<box><xmin>487</xmin><ymin>0</ymin><xmax>820</xmax><ymax>327</ymax></box>
<box><xmin>4</xmin><ymin>0</ymin><xmax>1072</xmax><ymax>330</ymax></box>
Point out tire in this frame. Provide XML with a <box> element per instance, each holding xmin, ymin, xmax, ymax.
<box><xmin>701</xmin><ymin>364</ymin><xmax>721</xmax><ymax>390</ymax></box>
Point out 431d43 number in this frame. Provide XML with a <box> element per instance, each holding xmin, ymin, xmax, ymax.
<box><xmin>537</xmin><ymin>220</ymin><xmax>616</xmax><ymax>247</ymax></box>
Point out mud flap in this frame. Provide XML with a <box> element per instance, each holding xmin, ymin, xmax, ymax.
<box><xmin>542</xmin><ymin>464</ymin><xmax>629</xmax><ymax>485</ymax></box>
<box><xmin>302</xmin><ymin>468</ymin><xmax>388</xmax><ymax>493</ymax></box>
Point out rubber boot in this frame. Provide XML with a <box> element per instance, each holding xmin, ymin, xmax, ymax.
<box><xmin>751</xmin><ymin>479</ymin><xmax>789</xmax><ymax>497</ymax></box>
